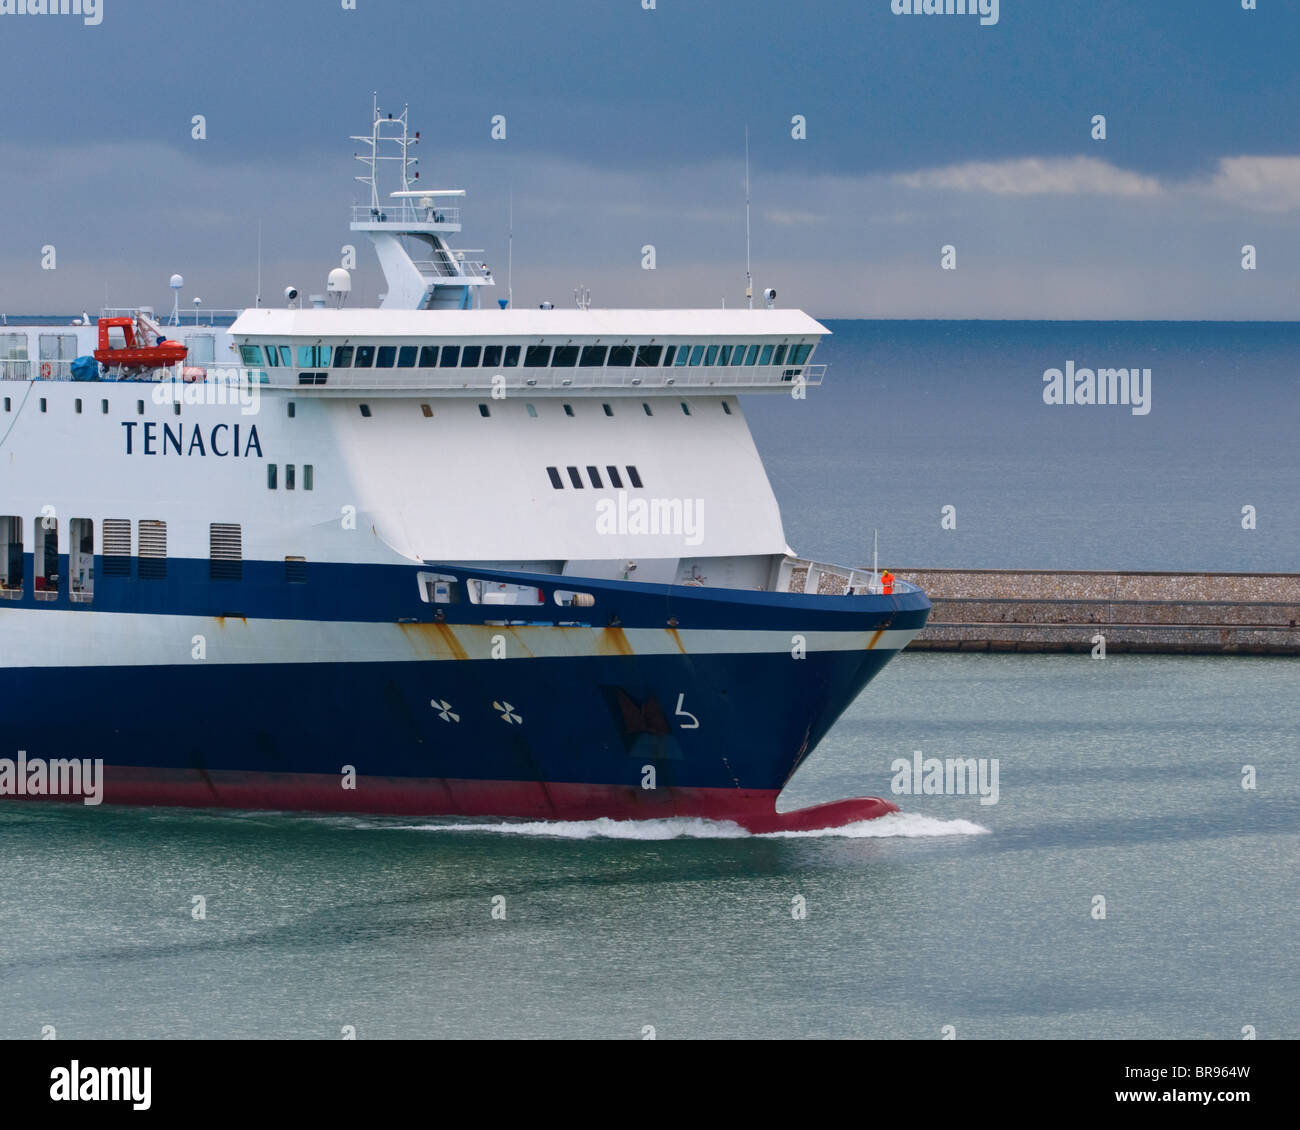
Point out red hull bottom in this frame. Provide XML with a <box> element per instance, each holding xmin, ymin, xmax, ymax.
<box><xmin>8</xmin><ymin>766</ymin><xmax>899</xmax><ymax>833</ymax></box>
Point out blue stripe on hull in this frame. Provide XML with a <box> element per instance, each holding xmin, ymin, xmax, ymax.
<box><xmin>0</xmin><ymin>647</ymin><xmax>897</xmax><ymax>793</ymax></box>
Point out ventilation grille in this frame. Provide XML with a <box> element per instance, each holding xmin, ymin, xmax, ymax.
<box><xmin>103</xmin><ymin>518</ymin><xmax>131</xmax><ymax>576</ymax></box>
<box><xmin>210</xmin><ymin>523</ymin><xmax>243</xmax><ymax>581</ymax></box>
<box><xmin>137</xmin><ymin>520</ymin><xmax>167</xmax><ymax>579</ymax></box>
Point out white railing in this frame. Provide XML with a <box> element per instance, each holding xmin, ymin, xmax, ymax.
<box><xmin>410</xmin><ymin>256</ymin><xmax>490</xmax><ymax>280</ymax></box>
<box><xmin>263</xmin><ymin>362</ymin><xmax>826</xmax><ymax>392</ymax></box>
<box><xmin>784</xmin><ymin>555</ymin><xmax>922</xmax><ymax>597</ymax></box>
<box><xmin>351</xmin><ymin>203</ymin><xmax>461</xmax><ymax>226</ymax></box>
<box><xmin>101</xmin><ymin>307</ymin><xmax>240</xmax><ymax>326</ymax></box>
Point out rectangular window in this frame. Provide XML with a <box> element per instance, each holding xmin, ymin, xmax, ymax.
<box><xmin>398</xmin><ymin>345</ymin><xmax>418</xmax><ymax>367</ymax></box>
<box><xmin>39</xmin><ymin>333</ymin><xmax>78</xmax><ymax>361</ymax></box>
<box><xmin>525</xmin><ymin>345</ymin><xmax>551</xmax><ymax>367</ymax></box>
<box><xmin>689</xmin><ymin>346</ymin><xmax>706</xmax><ymax>366</ymax></box>
<box><xmin>439</xmin><ymin>346</ymin><xmax>460</xmax><ymax>368</ymax></box>
<box><xmin>745</xmin><ymin>344</ymin><xmax>759</xmax><ymax>365</ymax></box>
<box><xmin>602</xmin><ymin>403</ymin><xmax>614</xmax><ymax>417</ymax></box>
<box><xmin>717</xmin><ymin>345</ymin><xmax>732</xmax><ymax>365</ymax></box>
<box><xmin>758</xmin><ymin>344</ymin><xmax>773</xmax><ymax>365</ymax></box>
<box><xmin>297</xmin><ymin>346</ymin><xmax>314</xmax><ymax>367</ymax></box>
<box><xmin>606</xmin><ymin>465</ymin><xmax>623</xmax><ymax>488</ymax></box>
<box><xmin>69</xmin><ymin>518</ymin><xmax>94</xmax><ymax>602</ymax></box>
<box><xmin>504</xmin><ymin>345</ymin><xmax>521</xmax><ymax>366</ymax></box>
<box><xmin>418</xmin><ymin>345</ymin><xmax>438</xmax><ymax>368</ymax></box>
<box><xmin>33</xmin><ymin>516</ymin><xmax>58</xmax><ymax>600</ymax></box>
<box><xmin>263</xmin><ymin>345</ymin><xmax>280</xmax><ymax>367</ymax></box>
<box><xmin>608</xmin><ymin>345</ymin><xmax>634</xmax><ymax>367</ymax></box>
<box><xmin>773</xmin><ymin>344</ymin><xmax>788</xmax><ymax>365</ymax></box>
<box><xmin>674</xmin><ymin>346</ymin><xmax>690</xmax><ymax>367</ymax></box>
<box><xmin>635</xmin><ymin>345</ymin><xmax>662</xmax><ymax>367</ymax></box>
<box><xmin>0</xmin><ymin>333</ymin><xmax>30</xmax><ymax>361</ymax></box>
<box><xmin>663</xmin><ymin>346</ymin><xmax>677</xmax><ymax>366</ymax></box>
<box><xmin>567</xmin><ymin>466</ymin><xmax>584</xmax><ymax>489</ymax></box>
<box><xmin>460</xmin><ymin>345</ymin><xmax>482</xmax><ymax>367</ymax></box>
<box><xmin>376</xmin><ymin>346</ymin><xmax>397</xmax><ymax>368</ymax></box>
<box><xmin>478</xmin><ymin>403</ymin><xmax>491</xmax><ymax>418</ymax></box>
<box><xmin>210</xmin><ymin>523</ymin><xmax>242</xmax><ymax>581</ymax></box>
<box><xmin>586</xmin><ymin>465</ymin><xmax>604</xmax><ymax>488</ymax></box>
<box><xmin>359</xmin><ymin>404</ymin><xmax>372</xmax><ymax>418</ymax></box>
<box><xmin>286</xmin><ymin>464</ymin><xmax>296</xmax><ymax>490</ymax></box>
<box><xmin>0</xmin><ymin>517</ymin><xmax>23</xmax><ymax>598</ymax></box>
<box><xmin>354</xmin><ymin>345</ymin><xmax>375</xmax><ymax>368</ymax></box>
<box><xmin>278</xmin><ymin>346</ymin><xmax>292</xmax><ymax>367</ymax></box>
<box><xmin>626</xmin><ymin>466</ymin><xmax>643</xmax><ymax>488</ymax></box>
<box><xmin>102</xmin><ymin>519</ymin><xmax>131</xmax><ymax>577</ymax></box>
<box><xmin>333</xmin><ymin>345</ymin><xmax>354</xmax><ymax>368</ymax></box>
<box><xmin>189</xmin><ymin>335</ymin><xmax>216</xmax><ymax>364</ymax></box>
<box><xmin>705</xmin><ymin>345</ymin><xmax>719</xmax><ymax>365</ymax></box>
<box><xmin>482</xmin><ymin>345</ymin><xmax>502</xmax><ymax>367</ymax></box>
<box><xmin>547</xmin><ymin>466</ymin><xmax>564</xmax><ymax>489</ymax></box>
<box><xmin>552</xmin><ymin>346</ymin><xmax>578</xmax><ymax>367</ymax></box>
<box><xmin>304</xmin><ymin>465</ymin><xmax>314</xmax><ymax>491</ymax></box>
<box><xmin>138</xmin><ymin>520</ymin><xmax>167</xmax><ymax>579</ymax></box>
<box><xmin>792</xmin><ymin>344</ymin><xmax>813</xmax><ymax>364</ymax></box>
<box><xmin>267</xmin><ymin>464</ymin><xmax>278</xmax><ymax>489</ymax></box>
<box><xmin>580</xmin><ymin>345</ymin><xmax>607</xmax><ymax>367</ymax></box>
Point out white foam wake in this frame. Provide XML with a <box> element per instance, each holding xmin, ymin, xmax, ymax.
<box><xmin>389</xmin><ymin>811</ymin><xmax>990</xmax><ymax>841</ymax></box>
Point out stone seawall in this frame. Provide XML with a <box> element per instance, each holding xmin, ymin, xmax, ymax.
<box><xmin>897</xmin><ymin>569</ymin><xmax>1300</xmax><ymax>655</ymax></box>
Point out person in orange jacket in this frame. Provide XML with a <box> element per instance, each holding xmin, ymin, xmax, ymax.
<box><xmin>880</xmin><ymin>569</ymin><xmax>894</xmax><ymax>595</ymax></box>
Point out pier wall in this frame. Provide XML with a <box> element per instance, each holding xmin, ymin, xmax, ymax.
<box><xmin>898</xmin><ymin>569</ymin><xmax>1300</xmax><ymax>655</ymax></box>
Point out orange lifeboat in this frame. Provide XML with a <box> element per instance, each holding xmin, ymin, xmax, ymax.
<box><xmin>93</xmin><ymin>317</ymin><xmax>188</xmax><ymax>369</ymax></box>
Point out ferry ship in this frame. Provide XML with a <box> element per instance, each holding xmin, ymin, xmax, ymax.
<box><xmin>0</xmin><ymin>105</ymin><xmax>930</xmax><ymax>832</ymax></box>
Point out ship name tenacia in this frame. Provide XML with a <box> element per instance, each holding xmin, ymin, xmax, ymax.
<box><xmin>121</xmin><ymin>421</ymin><xmax>264</xmax><ymax>457</ymax></box>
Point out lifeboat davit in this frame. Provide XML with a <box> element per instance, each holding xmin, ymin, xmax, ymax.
<box><xmin>93</xmin><ymin>317</ymin><xmax>188</xmax><ymax>368</ymax></box>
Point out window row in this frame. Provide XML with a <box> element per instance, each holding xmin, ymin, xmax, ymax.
<box><xmin>546</xmin><ymin>465</ymin><xmax>643</xmax><ymax>491</ymax></box>
<box><xmin>1</xmin><ymin>334</ymin><xmax>219</xmax><ymax>364</ymax></box>
<box><xmin>0</xmin><ymin>517</ymin><xmax>307</xmax><ymax>599</ymax></box>
<box><xmin>266</xmin><ymin>464</ymin><xmax>314</xmax><ymax>491</ymax></box>
<box><xmin>364</xmin><ymin>400</ymin><xmax>726</xmax><ymax>420</ymax></box>
<box><xmin>240</xmin><ymin>341</ymin><xmax>815</xmax><ymax>371</ymax></box>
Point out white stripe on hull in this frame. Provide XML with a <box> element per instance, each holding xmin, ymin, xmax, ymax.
<box><xmin>0</xmin><ymin>609</ymin><xmax>918</xmax><ymax>667</ymax></box>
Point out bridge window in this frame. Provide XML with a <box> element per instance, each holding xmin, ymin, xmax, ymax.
<box><xmin>626</xmin><ymin>466</ymin><xmax>643</xmax><ymax>488</ymax></box>
<box><xmin>663</xmin><ymin>346</ymin><xmax>677</xmax><ymax>366</ymax></box>
<box><xmin>731</xmin><ymin>345</ymin><xmax>747</xmax><ymax>365</ymax></box>
<box><xmin>758</xmin><ymin>344</ymin><xmax>773</xmax><ymax>365</ymax></box>
<box><xmin>482</xmin><ymin>345</ymin><xmax>502</xmax><ymax>366</ymax></box>
<box><xmin>354</xmin><ymin>345</ymin><xmax>375</xmax><ymax>368</ymax></box>
<box><xmin>586</xmin><ymin>465</ymin><xmax>604</xmax><ymax>488</ymax></box>
<box><xmin>102</xmin><ymin>519</ymin><xmax>131</xmax><ymax>577</ymax></box>
<box><xmin>566</xmin><ymin>466</ymin><xmax>583</xmax><ymax>489</ymax></box>
<box><xmin>376</xmin><ymin>346</ymin><xmax>397</xmax><ymax>368</ymax></box>
<box><xmin>704</xmin><ymin>345</ymin><xmax>719</xmax><ymax>365</ymax></box>
<box><xmin>674</xmin><ymin>347</ymin><xmax>690</xmax><ymax>367</ymax></box>
<box><xmin>552</xmin><ymin>345</ymin><xmax>578</xmax><ymax>367</ymax></box>
<box><xmin>745</xmin><ymin>344</ymin><xmax>759</xmax><ymax>365</ymax></box>
<box><xmin>635</xmin><ymin>345</ymin><xmax>662</xmax><ymax>367</ymax></box>
<box><xmin>278</xmin><ymin>346</ymin><xmax>292</xmax><ymax>367</ymax></box>
<box><xmin>33</xmin><ymin>518</ymin><xmax>58</xmax><ymax>601</ymax></box>
<box><xmin>298</xmin><ymin>345</ymin><xmax>332</xmax><ymax>367</ymax></box>
<box><xmin>547</xmin><ymin>466</ymin><xmax>563</xmax><ymax>489</ymax></box>
<box><xmin>210</xmin><ymin>523</ymin><xmax>242</xmax><ymax>581</ymax></box>
<box><xmin>717</xmin><ymin>345</ymin><xmax>732</xmax><ymax>365</ymax></box>
<box><xmin>688</xmin><ymin>346</ymin><xmax>705</xmax><ymax>366</ymax></box>
<box><xmin>398</xmin><ymin>345</ymin><xmax>418</xmax><ymax>367</ymax></box>
<box><xmin>525</xmin><ymin>345</ymin><xmax>551</xmax><ymax>367</ymax></box>
<box><xmin>773</xmin><ymin>344</ymin><xmax>788</xmax><ymax>364</ymax></box>
<box><xmin>138</xmin><ymin>520</ymin><xmax>167</xmax><ymax>579</ymax></box>
<box><xmin>240</xmin><ymin>345</ymin><xmax>262</xmax><ymax>366</ymax></box>
<box><xmin>418</xmin><ymin>345</ymin><xmax>438</xmax><ymax>367</ymax></box>
<box><xmin>791</xmin><ymin>343</ymin><xmax>813</xmax><ymax>364</ymax></box>
<box><xmin>580</xmin><ymin>346</ymin><xmax>606</xmax><ymax>367</ymax></box>
<box><xmin>461</xmin><ymin>345</ymin><xmax>482</xmax><ymax>367</ymax></box>
<box><xmin>606</xmin><ymin>465</ymin><xmax>623</xmax><ymax>488</ymax></box>
<box><xmin>439</xmin><ymin>346</ymin><xmax>460</xmax><ymax>367</ymax></box>
<box><xmin>263</xmin><ymin>345</ymin><xmax>280</xmax><ymax>367</ymax></box>
<box><xmin>504</xmin><ymin>345</ymin><xmax>521</xmax><ymax>366</ymax></box>
<box><xmin>333</xmin><ymin>346</ymin><xmax>354</xmax><ymax>367</ymax></box>
<box><xmin>608</xmin><ymin>345</ymin><xmax>634</xmax><ymax>367</ymax></box>
<box><xmin>0</xmin><ymin>517</ymin><xmax>22</xmax><ymax>598</ymax></box>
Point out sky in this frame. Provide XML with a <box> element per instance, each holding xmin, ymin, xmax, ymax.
<box><xmin>1</xmin><ymin>0</ymin><xmax>1298</xmax><ymax>318</ymax></box>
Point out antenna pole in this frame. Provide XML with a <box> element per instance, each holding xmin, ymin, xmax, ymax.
<box><xmin>872</xmin><ymin>529</ymin><xmax>879</xmax><ymax>587</ymax></box>
<box><xmin>507</xmin><ymin>191</ymin><xmax>514</xmax><ymax>309</ymax></box>
<box><xmin>256</xmin><ymin>219</ymin><xmax>262</xmax><ymax>308</ymax></box>
<box><xmin>745</xmin><ymin>126</ymin><xmax>753</xmax><ymax>310</ymax></box>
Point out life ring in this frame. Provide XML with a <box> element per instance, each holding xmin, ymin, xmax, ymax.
<box><xmin>39</xmin><ymin>362</ymin><xmax>52</xmax><ymax>378</ymax></box>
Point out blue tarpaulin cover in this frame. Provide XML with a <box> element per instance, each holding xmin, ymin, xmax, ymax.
<box><xmin>70</xmin><ymin>355</ymin><xmax>100</xmax><ymax>382</ymax></box>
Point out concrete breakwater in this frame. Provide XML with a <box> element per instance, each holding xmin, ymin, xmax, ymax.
<box><xmin>898</xmin><ymin>569</ymin><xmax>1300</xmax><ymax>655</ymax></box>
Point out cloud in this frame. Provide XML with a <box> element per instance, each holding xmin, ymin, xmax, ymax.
<box><xmin>896</xmin><ymin>156</ymin><xmax>1164</xmax><ymax>198</ymax></box>
<box><xmin>1198</xmin><ymin>156</ymin><xmax>1300</xmax><ymax>213</ymax></box>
